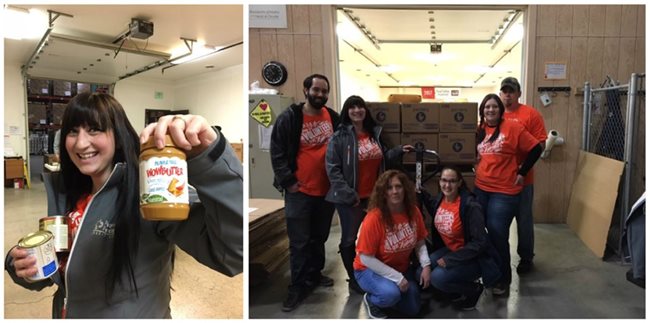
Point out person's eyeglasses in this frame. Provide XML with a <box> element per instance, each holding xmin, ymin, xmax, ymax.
<box><xmin>439</xmin><ymin>178</ymin><xmax>460</xmax><ymax>184</ymax></box>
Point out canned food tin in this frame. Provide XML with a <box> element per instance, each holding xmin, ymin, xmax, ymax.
<box><xmin>39</xmin><ymin>216</ymin><xmax>69</xmax><ymax>252</ymax></box>
<box><xmin>17</xmin><ymin>231</ymin><xmax>58</xmax><ymax>281</ymax></box>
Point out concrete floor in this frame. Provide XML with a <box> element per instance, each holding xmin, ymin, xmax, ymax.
<box><xmin>249</xmin><ymin>220</ymin><xmax>645</xmax><ymax>319</ymax></box>
<box><xmin>3</xmin><ymin>165</ymin><xmax>243</xmax><ymax>319</ymax></box>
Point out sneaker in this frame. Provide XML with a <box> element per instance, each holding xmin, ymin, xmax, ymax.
<box><xmin>517</xmin><ymin>259</ymin><xmax>533</xmax><ymax>274</ymax></box>
<box><xmin>363</xmin><ymin>293</ymin><xmax>388</xmax><ymax>319</ymax></box>
<box><xmin>281</xmin><ymin>291</ymin><xmax>302</xmax><ymax>312</ymax></box>
<box><xmin>491</xmin><ymin>283</ymin><xmax>509</xmax><ymax>296</ymax></box>
<box><xmin>306</xmin><ymin>274</ymin><xmax>334</xmax><ymax>288</ymax></box>
<box><xmin>456</xmin><ymin>283</ymin><xmax>484</xmax><ymax>311</ymax></box>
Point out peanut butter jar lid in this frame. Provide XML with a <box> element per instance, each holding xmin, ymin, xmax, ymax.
<box><xmin>141</xmin><ymin>134</ymin><xmax>179</xmax><ymax>151</ymax></box>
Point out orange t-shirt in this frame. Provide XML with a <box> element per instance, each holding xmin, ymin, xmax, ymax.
<box><xmin>59</xmin><ymin>194</ymin><xmax>92</xmax><ymax>275</ymax></box>
<box><xmin>357</xmin><ymin>132</ymin><xmax>383</xmax><ymax>199</ymax></box>
<box><xmin>434</xmin><ymin>197</ymin><xmax>464</xmax><ymax>252</ymax></box>
<box><xmin>353</xmin><ymin>207</ymin><xmax>428</xmax><ymax>273</ymax></box>
<box><xmin>504</xmin><ymin>104</ymin><xmax>547</xmax><ymax>185</ymax></box>
<box><xmin>475</xmin><ymin>119</ymin><xmax>539</xmax><ymax>195</ymax></box>
<box><xmin>295</xmin><ymin>111</ymin><xmax>334</xmax><ymax>196</ymax></box>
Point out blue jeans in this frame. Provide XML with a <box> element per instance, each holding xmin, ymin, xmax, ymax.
<box><xmin>355</xmin><ymin>267</ymin><xmax>421</xmax><ymax>317</ymax></box>
<box><xmin>516</xmin><ymin>184</ymin><xmax>535</xmax><ymax>261</ymax></box>
<box><xmin>425</xmin><ymin>247</ymin><xmax>481</xmax><ymax>296</ymax></box>
<box><xmin>284</xmin><ymin>191</ymin><xmax>335</xmax><ymax>292</ymax></box>
<box><xmin>335</xmin><ymin>199</ymin><xmax>368</xmax><ymax>248</ymax></box>
<box><xmin>474</xmin><ymin>187</ymin><xmax>520</xmax><ymax>285</ymax></box>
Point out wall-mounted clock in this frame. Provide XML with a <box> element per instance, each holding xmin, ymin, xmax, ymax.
<box><xmin>262</xmin><ymin>61</ymin><xmax>288</xmax><ymax>86</ymax></box>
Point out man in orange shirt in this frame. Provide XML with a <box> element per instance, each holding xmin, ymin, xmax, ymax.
<box><xmin>500</xmin><ymin>77</ymin><xmax>547</xmax><ymax>274</ymax></box>
<box><xmin>271</xmin><ymin>74</ymin><xmax>340</xmax><ymax>312</ymax></box>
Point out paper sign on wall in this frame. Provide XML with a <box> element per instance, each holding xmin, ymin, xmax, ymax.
<box><xmin>250</xmin><ymin>99</ymin><xmax>273</xmax><ymax>127</ymax></box>
<box><xmin>544</xmin><ymin>62</ymin><xmax>567</xmax><ymax>80</ymax></box>
<box><xmin>250</xmin><ymin>5</ymin><xmax>287</xmax><ymax>28</ymax></box>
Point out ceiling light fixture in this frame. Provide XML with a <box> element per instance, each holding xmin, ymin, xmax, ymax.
<box><xmin>3</xmin><ymin>6</ymin><xmax>49</xmax><ymax>40</ymax></box>
<box><xmin>340</xmin><ymin>8</ymin><xmax>380</xmax><ymax>50</ymax></box>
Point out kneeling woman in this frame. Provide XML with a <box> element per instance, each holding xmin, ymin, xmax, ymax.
<box><xmin>419</xmin><ymin>166</ymin><xmax>500</xmax><ymax>311</ymax></box>
<box><xmin>354</xmin><ymin>170</ymin><xmax>431</xmax><ymax>319</ymax></box>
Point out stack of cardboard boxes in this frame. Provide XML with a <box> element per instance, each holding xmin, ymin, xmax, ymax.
<box><xmin>367</xmin><ymin>101</ymin><xmax>478</xmax><ymax>196</ymax></box>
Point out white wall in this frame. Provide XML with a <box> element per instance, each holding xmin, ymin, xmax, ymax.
<box><xmin>4</xmin><ymin>64</ymin><xmax>27</xmax><ymax>158</ymax></box>
<box><xmin>113</xmin><ymin>78</ymin><xmax>176</xmax><ymax>133</ymax></box>
<box><xmin>339</xmin><ymin>68</ymin><xmax>382</xmax><ymax>105</ymax></box>
<box><xmin>173</xmin><ymin>64</ymin><xmax>244</xmax><ymax>143</ymax></box>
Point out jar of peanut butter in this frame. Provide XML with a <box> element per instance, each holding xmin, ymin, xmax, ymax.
<box><xmin>139</xmin><ymin>135</ymin><xmax>190</xmax><ymax>221</ymax></box>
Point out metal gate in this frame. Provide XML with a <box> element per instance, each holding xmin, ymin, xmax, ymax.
<box><xmin>582</xmin><ymin>73</ymin><xmax>645</xmax><ymax>260</ymax></box>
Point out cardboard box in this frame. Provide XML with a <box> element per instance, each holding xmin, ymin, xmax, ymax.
<box><xmin>388</xmin><ymin>94</ymin><xmax>421</xmax><ymax>103</ymax></box>
<box><xmin>439</xmin><ymin>102</ymin><xmax>478</xmax><ymax>132</ymax></box>
<box><xmin>77</xmin><ymin>83</ymin><xmax>91</xmax><ymax>93</ymax></box>
<box><xmin>367</xmin><ymin>102</ymin><xmax>401</xmax><ymax>133</ymax></box>
<box><xmin>401</xmin><ymin>103</ymin><xmax>439</xmax><ymax>133</ymax></box>
<box><xmin>53</xmin><ymin>80</ymin><xmax>72</xmax><ymax>97</ymax></box>
<box><xmin>4</xmin><ymin>158</ymin><xmax>24</xmax><ymax>180</ymax></box>
<box><xmin>401</xmin><ymin>133</ymin><xmax>438</xmax><ymax>163</ymax></box>
<box><xmin>380</xmin><ymin>132</ymin><xmax>401</xmax><ymax>148</ymax></box>
<box><xmin>462</xmin><ymin>172</ymin><xmax>476</xmax><ymax>192</ymax></box>
<box><xmin>231</xmin><ymin>143</ymin><xmax>243</xmax><ymax>162</ymax></box>
<box><xmin>52</xmin><ymin>103</ymin><xmax>67</xmax><ymax>125</ymax></box>
<box><xmin>28</xmin><ymin>103</ymin><xmax>47</xmax><ymax>125</ymax></box>
<box><xmin>438</xmin><ymin>132</ymin><xmax>476</xmax><ymax>164</ymax></box>
<box><xmin>28</xmin><ymin>79</ymin><xmax>50</xmax><ymax>95</ymax></box>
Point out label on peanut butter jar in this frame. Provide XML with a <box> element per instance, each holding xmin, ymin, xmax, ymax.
<box><xmin>139</xmin><ymin>156</ymin><xmax>189</xmax><ymax>206</ymax></box>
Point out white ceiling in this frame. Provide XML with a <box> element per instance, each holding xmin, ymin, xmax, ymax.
<box><xmin>336</xmin><ymin>5</ymin><xmax>525</xmax><ymax>89</ymax></box>
<box><xmin>4</xmin><ymin>5</ymin><xmax>243</xmax><ymax>84</ymax></box>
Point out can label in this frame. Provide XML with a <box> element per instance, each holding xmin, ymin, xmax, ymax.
<box><xmin>40</xmin><ymin>216</ymin><xmax>69</xmax><ymax>252</ymax></box>
<box><xmin>20</xmin><ymin>232</ymin><xmax>58</xmax><ymax>281</ymax></box>
<box><xmin>139</xmin><ymin>156</ymin><xmax>188</xmax><ymax>205</ymax></box>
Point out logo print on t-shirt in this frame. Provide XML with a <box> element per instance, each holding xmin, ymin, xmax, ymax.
<box><xmin>477</xmin><ymin>132</ymin><xmax>506</xmax><ymax>154</ymax></box>
<box><xmin>358</xmin><ymin>137</ymin><xmax>382</xmax><ymax>161</ymax></box>
<box><xmin>434</xmin><ymin>208</ymin><xmax>455</xmax><ymax>236</ymax></box>
<box><xmin>301</xmin><ymin>120</ymin><xmax>333</xmax><ymax>146</ymax></box>
<box><xmin>384</xmin><ymin>222</ymin><xmax>417</xmax><ymax>253</ymax></box>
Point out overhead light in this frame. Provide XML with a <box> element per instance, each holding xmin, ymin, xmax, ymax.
<box><xmin>3</xmin><ymin>6</ymin><xmax>48</xmax><ymax>40</ymax></box>
<box><xmin>170</xmin><ymin>40</ymin><xmax>219</xmax><ymax>64</ymax></box>
<box><xmin>379</xmin><ymin>65</ymin><xmax>401</xmax><ymax>73</ymax></box>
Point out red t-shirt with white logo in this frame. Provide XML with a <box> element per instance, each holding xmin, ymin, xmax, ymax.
<box><xmin>475</xmin><ymin>119</ymin><xmax>539</xmax><ymax>195</ymax></box>
<box><xmin>357</xmin><ymin>132</ymin><xmax>383</xmax><ymax>199</ymax></box>
<box><xmin>353</xmin><ymin>207</ymin><xmax>428</xmax><ymax>273</ymax></box>
<box><xmin>434</xmin><ymin>197</ymin><xmax>464</xmax><ymax>251</ymax></box>
<box><xmin>504</xmin><ymin>104</ymin><xmax>547</xmax><ymax>185</ymax></box>
<box><xmin>295</xmin><ymin>111</ymin><xmax>334</xmax><ymax>196</ymax></box>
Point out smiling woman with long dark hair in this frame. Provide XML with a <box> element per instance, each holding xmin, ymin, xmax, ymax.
<box><xmin>6</xmin><ymin>92</ymin><xmax>243</xmax><ymax>318</ymax></box>
<box><xmin>473</xmin><ymin>93</ymin><xmax>541</xmax><ymax>296</ymax></box>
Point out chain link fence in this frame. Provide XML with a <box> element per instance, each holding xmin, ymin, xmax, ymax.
<box><xmin>583</xmin><ymin>73</ymin><xmax>645</xmax><ymax>260</ymax></box>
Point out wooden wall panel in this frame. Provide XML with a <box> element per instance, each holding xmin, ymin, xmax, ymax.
<box><xmin>585</xmin><ymin>38</ymin><xmax>605</xmax><ymax>85</ymax></box>
<box><xmin>617</xmin><ymin>38</ymin><xmax>637</xmax><ymax>82</ymax></box>
<box><xmin>604</xmin><ymin>6</ymin><xmax>622</xmax><ymax>37</ymax></box>
<box><xmin>308</xmin><ymin>6</ymin><xmax>323</xmax><ymax>34</ymax></box>
<box><xmin>620</xmin><ymin>6</ymin><xmax>638</xmax><ymax>37</ymax></box>
<box><xmin>636</xmin><ymin>5</ymin><xmax>645</xmax><ymax>37</ymax></box>
<box><xmin>310</xmin><ymin>35</ymin><xmax>325</xmax><ymax>76</ymax></box>
<box><xmin>588</xmin><ymin>6</ymin><xmax>606</xmax><ymax>36</ymax></box>
<box><xmin>572</xmin><ymin>5</ymin><xmax>590</xmax><ymax>37</ymax></box>
<box><xmin>602</xmin><ymin>38</ymin><xmax>620</xmax><ymax>81</ymax></box>
<box><xmin>291</xmin><ymin>6</ymin><xmax>310</xmax><ymax>34</ymax></box>
<box><xmin>249</xmin><ymin>31</ymin><xmax>262</xmax><ymax>86</ymax></box>
<box><xmin>538</xmin><ymin>6</ymin><xmax>558</xmax><ymax>36</ymax></box>
<box><xmin>293</xmin><ymin>35</ymin><xmax>312</xmax><ymax>97</ymax></box>
<box><xmin>634</xmin><ymin>36</ymin><xmax>645</xmax><ymax>73</ymax></box>
<box><xmin>248</xmin><ymin>5</ymin><xmax>336</xmax><ymax>103</ymax></box>
<box><xmin>557</xmin><ymin>6</ymin><xmax>574</xmax><ymax>37</ymax></box>
<box><xmin>277</xmin><ymin>34</ymin><xmax>297</xmax><ymax>98</ymax></box>
<box><xmin>530</xmin><ymin>5</ymin><xmax>644</xmax><ymax>223</ymax></box>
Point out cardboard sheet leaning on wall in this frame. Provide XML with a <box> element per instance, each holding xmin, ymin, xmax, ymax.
<box><xmin>567</xmin><ymin>151</ymin><xmax>624</xmax><ymax>258</ymax></box>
